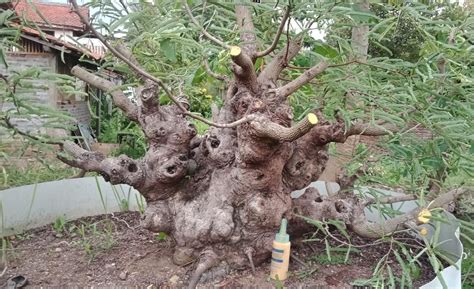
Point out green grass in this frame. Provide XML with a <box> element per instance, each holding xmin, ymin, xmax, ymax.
<box><xmin>310</xmin><ymin>252</ymin><xmax>350</xmax><ymax>265</ymax></box>
<box><xmin>462</xmin><ymin>249</ymin><xmax>473</xmax><ymax>289</ymax></box>
<box><xmin>191</xmin><ymin>119</ymin><xmax>210</xmax><ymax>135</ymax></box>
<box><xmin>71</xmin><ymin>219</ymin><xmax>117</xmax><ymax>263</ymax></box>
<box><xmin>0</xmin><ymin>161</ymin><xmax>78</xmax><ymax>190</ymax></box>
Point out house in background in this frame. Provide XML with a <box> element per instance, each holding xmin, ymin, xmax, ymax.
<box><xmin>0</xmin><ymin>0</ymin><xmax>105</xmax><ymax>140</ymax></box>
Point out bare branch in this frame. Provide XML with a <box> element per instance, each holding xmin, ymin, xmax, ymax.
<box><xmin>114</xmin><ymin>43</ymin><xmax>141</xmax><ymax>68</ymax></box>
<box><xmin>347</xmin><ymin>122</ymin><xmax>400</xmax><ymax>137</ymax></box>
<box><xmin>251</xmin><ymin>113</ymin><xmax>318</xmax><ymax>142</ymax></box>
<box><xmin>72</xmin><ymin>66</ymin><xmax>139</xmax><ymax>121</ymax></box>
<box><xmin>256</xmin><ymin>7</ymin><xmax>290</xmax><ymax>58</ymax></box>
<box><xmin>276</xmin><ymin>60</ymin><xmax>329</xmax><ymax>98</ymax></box>
<box><xmin>257</xmin><ymin>36</ymin><xmax>304</xmax><ymax>85</ymax></box>
<box><xmin>235</xmin><ymin>4</ymin><xmax>257</xmax><ymax>55</ymax></box>
<box><xmin>230</xmin><ymin>46</ymin><xmax>258</xmax><ymax>92</ymax></box>
<box><xmin>186</xmin><ymin>113</ymin><xmax>256</xmax><ymax>128</ymax></box>
<box><xmin>352</xmin><ymin>188</ymin><xmax>467</xmax><ymax>238</ymax></box>
<box><xmin>203</xmin><ymin>58</ymin><xmax>227</xmax><ymax>82</ymax></box>
<box><xmin>365</xmin><ymin>194</ymin><xmax>418</xmax><ymax>206</ymax></box>
<box><xmin>183</xmin><ymin>0</ymin><xmax>230</xmax><ymax>49</ymax></box>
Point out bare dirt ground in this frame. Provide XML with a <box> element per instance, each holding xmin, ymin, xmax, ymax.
<box><xmin>1</xmin><ymin>211</ymin><xmax>435</xmax><ymax>288</ymax></box>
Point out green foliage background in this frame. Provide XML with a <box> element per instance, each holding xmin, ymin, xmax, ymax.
<box><xmin>0</xmin><ymin>0</ymin><xmax>473</xmax><ymax>287</ymax></box>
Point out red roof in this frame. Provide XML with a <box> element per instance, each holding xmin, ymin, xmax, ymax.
<box><xmin>14</xmin><ymin>0</ymin><xmax>89</xmax><ymax>31</ymax></box>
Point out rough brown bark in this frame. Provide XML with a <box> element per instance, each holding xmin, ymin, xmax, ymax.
<box><xmin>55</xmin><ymin>2</ymin><xmax>467</xmax><ymax>287</ymax></box>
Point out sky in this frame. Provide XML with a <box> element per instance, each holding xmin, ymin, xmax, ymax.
<box><xmin>34</xmin><ymin>0</ymin><xmax>466</xmax><ymax>42</ymax></box>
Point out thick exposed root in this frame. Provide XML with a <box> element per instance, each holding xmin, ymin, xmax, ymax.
<box><xmin>187</xmin><ymin>249</ymin><xmax>220</xmax><ymax>289</ymax></box>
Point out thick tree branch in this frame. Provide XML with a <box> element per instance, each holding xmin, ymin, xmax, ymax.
<box><xmin>71</xmin><ymin>66</ymin><xmax>139</xmax><ymax>121</ymax></box>
<box><xmin>257</xmin><ymin>36</ymin><xmax>304</xmax><ymax>85</ymax></box>
<box><xmin>235</xmin><ymin>4</ymin><xmax>257</xmax><ymax>55</ymax></box>
<box><xmin>352</xmin><ymin>188</ymin><xmax>467</xmax><ymax>238</ymax></box>
<box><xmin>275</xmin><ymin>60</ymin><xmax>329</xmax><ymax>98</ymax></box>
<box><xmin>183</xmin><ymin>0</ymin><xmax>230</xmax><ymax>49</ymax></box>
<box><xmin>230</xmin><ymin>46</ymin><xmax>258</xmax><ymax>92</ymax></box>
<box><xmin>59</xmin><ymin>140</ymin><xmax>105</xmax><ymax>171</ymax></box>
<box><xmin>60</xmin><ymin>141</ymin><xmax>147</xmax><ymax>189</ymax></box>
<box><xmin>297</xmin><ymin>115</ymin><xmax>402</xmax><ymax>150</ymax></box>
<box><xmin>251</xmin><ymin>113</ymin><xmax>318</xmax><ymax>142</ymax></box>
<box><xmin>256</xmin><ymin>8</ymin><xmax>290</xmax><ymax>58</ymax></box>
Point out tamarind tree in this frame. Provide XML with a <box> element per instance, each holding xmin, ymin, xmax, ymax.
<box><xmin>2</xmin><ymin>1</ymin><xmax>473</xmax><ymax>287</ymax></box>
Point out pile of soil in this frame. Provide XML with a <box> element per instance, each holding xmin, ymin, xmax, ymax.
<box><xmin>1</xmin><ymin>212</ymin><xmax>436</xmax><ymax>288</ymax></box>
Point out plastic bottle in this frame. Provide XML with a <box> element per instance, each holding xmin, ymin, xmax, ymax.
<box><xmin>270</xmin><ymin>218</ymin><xmax>291</xmax><ymax>281</ymax></box>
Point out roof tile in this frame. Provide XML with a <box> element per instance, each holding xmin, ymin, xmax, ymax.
<box><xmin>14</xmin><ymin>0</ymin><xmax>89</xmax><ymax>31</ymax></box>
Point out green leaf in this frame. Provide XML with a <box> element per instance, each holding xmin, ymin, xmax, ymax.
<box><xmin>0</xmin><ymin>48</ymin><xmax>7</xmax><ymax>69</ymax></box>
<box><xmin>0</xmin><ymin>9</ymin><xmax>14</xmax><ymax>25</ymax></box>
<box><xmin>327</xmin><ymin>219</ymin><xmax>350</xmax><ymax>241</ymax></box>
<box><xmin>297</xmin><ymin>215</ymin><xmax>326</xmax><ymax>232</ymax></box>
<box><xmin>324</xmin><ymin>238</ymin><xmax>332</xmax><ymax>262</ymax></box>
<box><xmin>387</xmin><ymin>265</ymin><xmax>396</xmax><ymax>289</ymax></box>
<box><xmin>313</xmin><ymin>42</ymin><xmax>339</xmax><ymax>58</ymax></box>
<box><xmin>394</xmin><ymin>249</ymin><xmax>413</xmax><ymax>288</ymax></box>
<box><xmin>160</xmin><ymin>39</ymin><xmax>177</xmax><ymax>63</ymax></box>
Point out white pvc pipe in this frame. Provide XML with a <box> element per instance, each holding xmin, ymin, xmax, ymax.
<box><xmin>0</xmin><ymin>176</ymin><xmax>143</xmax><ymax>236</ymax></box>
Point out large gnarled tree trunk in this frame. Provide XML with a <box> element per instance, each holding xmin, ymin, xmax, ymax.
<box><xmin>56</xmin><ymin>2</ymin><xmax>465</xmax><ymax>287</ymax></box>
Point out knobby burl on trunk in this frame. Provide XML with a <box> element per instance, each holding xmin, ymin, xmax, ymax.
<box><xmin>56</xmin><ymin>2</ymin><xmax>465</xmax><ymax>287</ymax></box>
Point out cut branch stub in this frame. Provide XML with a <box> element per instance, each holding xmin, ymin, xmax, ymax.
<box><xmin>230</xmin><ymin>46</ymin><xmax>258</xmax><ymax>92</ymax></box>
<box><xmin>251</xmin><ymin>113</ymin><xmax>319</xmax><ymax>142</ymax></box>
